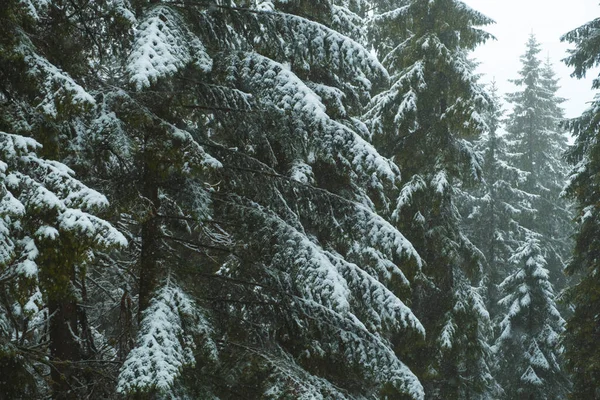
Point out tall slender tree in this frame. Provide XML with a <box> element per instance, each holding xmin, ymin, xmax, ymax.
<box><xmin>561</xmin><ymin>13</ymin><xmax>600</xmax><ymax>399</ymax></box>
<box><xmin>493</xmin><ymin>231</ymin><xmax>570</xmax><ymax>399</ymax></box>
<box><xmin>460</xmin><ymin>82</ymin><xmax>534</xmax><ymax>316</ymax></box>
<box><xmin>365</xmin><ymin>0</ymin><xmax>497</xmax><ymax>397</ymax></box>
<box><xmin>504</xmin><ymin>35</ymin><xmax>573</xmax><ymax>292</ymax></box>
<box><xmin>479</xmin><ymin>35</ymin><xmax>573</xmax><ymax>398</ymax></box>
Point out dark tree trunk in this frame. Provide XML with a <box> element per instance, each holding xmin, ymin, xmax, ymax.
<box><xmin>118</xmin><ymin>291</ymin><xmax>134</xmax><ymax>361</ymax></box>
<box><xmin>48</xmin><ymin>296</ymin><xmax>80</xmax><ymax>400</ymax></box>
<box><xmin>138</xmin><ymin>165</ymin><xmax>160</xmax><ymax>321</ymax></box>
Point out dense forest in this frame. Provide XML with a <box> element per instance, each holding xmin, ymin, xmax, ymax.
<box><xmin>0</xmin><ymin>0</ymin><xmax>599</xmax><ymax>399</ymax></box>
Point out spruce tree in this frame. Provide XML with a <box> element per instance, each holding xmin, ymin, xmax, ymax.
<box><xmin>561</xmin><ymin>14</ymin><xmax>600</xmax><ymax>398</ymax></box>
<box><xmin>492</xmin><ymin>231</ymin><xmax>569</xmax><ymax>399</ymax></box>
<box><xmin>53</xmin><ymin>0</ymin><xmax>430</xmax><ymax>398</ymax></box>
<box><xmin>504</xmin><ymin>35</ymin><xmax>573</xmax><ymax>293</ymax></box>
<box><xmin>0</xmin><ymin>131</ymin><xmax>128</xmax><ymax>397</ymax></box>
<box><xmin>0</xmin><ymin>1</ymin><xmax>128</xmax><ymax>397</ymax></box>
<box><xmin>460</xmin><ymin>82</ymin><xmax>534</xmax><ymax>316</ymax></box>
<box><xmin>459</xmin><ymin>82</ymin><xmax>570</xmax><ymax>399</ymax></box>
<box><xmin>481</xmin><ymin>35</ymin><xmax>573</xmax><ymax>399</ymax></box>
<box><xmin>365</xmin><ymin>0</ymin><xmax>497</xmax><ymax>397</ymax></box>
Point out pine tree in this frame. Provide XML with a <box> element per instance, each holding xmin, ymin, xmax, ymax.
<box><xmin>492</xmin><ymin>232</ymin><xmax>570</xmax><ymax>399</ymax></box>
<box><xmin>200</xmin><ymin>2</ymin><xmax>426</xmax><ymax>397</ymax></box>
<box><xmin>460</xmin><ymin>82</ymin><xmax>534</xmax><ymax>316</ymax></box>
<box><xmin>478</xmin><ymin>35</ymin><xmax>573</xmax><ymax>398</ymax></box>
<box><xmin>459</xmin><ymin>80</ymin><xmax>572</xmax><ymax>400</ymax></box>
<box><xmin>0</xmin><ymin>132</ymin><xmax>126</xmax><ymax>397</ymax></box>
<box><xmin>561</xmin><ymin>14</ymin><xmax>600</xmax><ymax>398</ymax></box>
<box><xmin>365</xmin><ymin>0</ymin><xmax>497</xmax><ymax>397</ymax></box>
<box><xmin>54</xmin><ymin>0</ymin><xmax>430</xmax><ymax>398</ymax></box>
<box><xmin>504</xmin><ymin>35</ymin><xmax>573</xmax><ymax>293</ymax></box>
<box><xmin>0</xmin><ymin>1</ymin><xmax>128</xmax><ymax>397</ymax></box>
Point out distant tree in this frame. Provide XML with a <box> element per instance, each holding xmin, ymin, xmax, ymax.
<box><xmin>365</xmin><ymin>0</ymin><xmax>498</xmax><ymax>397</ymax></box>
<box><xmin>485</xmin><ymin>35</ymin><xmax>572</xmax><ymax>398</ymax></box>
<box><xmin>460</xmin><ymin>82</ymin><xmax>534</xmax><ymax>317</ymax></box>
<box><xmin>561</xmin><ymin>14</ymin><xmax>600</xmax><ymax>399</ymax></box>
<box><xmin>504</xmin><ymin>35</ymin><xmax>573</xmax><ymax>292</ymax></box>
<box><xmin>493</xmin><ymin>232</ymin><xmax>570</xmax><ymax>399</ymax></box>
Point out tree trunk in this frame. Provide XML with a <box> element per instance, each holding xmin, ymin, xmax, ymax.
<box><xmin>138</xmin><ymin>164</ymin><xmax>160</xmax><ymax>321</ymax></box>
<box><xmin>48</xmin><ymin>296</ymin><xmax>80</xmax><ymax>400</ymax></box>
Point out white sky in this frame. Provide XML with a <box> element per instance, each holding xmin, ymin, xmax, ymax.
<box><xmin>463</xmin><ymin>0</ymin><xmax>599</xmax><ymax>118</ymax></box>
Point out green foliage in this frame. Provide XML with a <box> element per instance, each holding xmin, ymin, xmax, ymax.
<box><xmin>11</xmin><ymin>0</ymin><xmax>429</xmax><ymax>398</ymax></box>
<box><xmin>493</xmin><ymin>234</ymin><xmax>570</xmax><ymax>399</ymax></box>
<box><xmin>0</xmin><ymin>0</ymin><xmax>585</xmax><ymax>399</ymax></box>
<box><xmin>365</xmin><ymin>0</ymin><xmax>497</xmax><ymax>398</ymax></box>
<box><xmin>562</xmin><ymin>14</ymin><xmax>600</xmax><ymax>397</ymax></box>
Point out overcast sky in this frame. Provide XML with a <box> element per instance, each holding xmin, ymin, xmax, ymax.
<box><xmin>463</xmin><ymin>0</ymin><xmax>599</xmax><ymax>118</ymax></box>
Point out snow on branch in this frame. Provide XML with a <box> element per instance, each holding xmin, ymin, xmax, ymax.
<box><xmin>261</xmin><ymin>346</ymin><xmax>353</xmax><ymax>399</ymax></box>
<box><xmin>15</xmin><ymin>34</ymin><xmax>95</xmax><ymax>118</ymax></box>
<box><xmin>295</xmin><ymin>298</ymin><xmax>425</xmax><ymax>399</ymax></box>
<box><xmin>127</xmin><ymin>5</ymin><xmax>212</xmax><ymax>90</ymax></box>
<box><xmin>257</xmin><ymin>10</ymin><xmax>388</xmax><ymax>82</ymax></box>
<box><xmin>232</xmin><ymin>52</ymin><xmax>399</xmax><ymax>187</ymax></box>
<box><xmin>251</xmin><ymin>203</ymin><xmax>424</xmax><ymax>336</ymax></box>
<box><xmin>0</xmin><ymin>131</ymin><xmax>127</xmax><ymax>274</ymax></box>
<box><xmin>117</xmin><ymin>283</ymin><xmax>215</xmax><ymax>395</ymax></box>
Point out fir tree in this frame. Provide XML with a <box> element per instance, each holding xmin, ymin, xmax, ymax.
<box><xmin>473</xmin><ymin>35</ymin><xmax>573</xmax><ymax>398</ymax></box>
<box><xmin>493</xmin><ymin>232</ymin><xmax>570</xmax><ymax>399</ymax></box>
<box><xmin>0</xmin><ymin>1</ymin><xmax>127</xmax><ymax>397</ymax></box>
<box><xmin>561</xmin><ymin>14</ymin><xmax>600</xmax><ymax>398</ymax></box>
<box><xmin>0</xmin><ymin>131</ymin><xmax>126</xmax><ymax>397</ymax></box>
<box><xmin>461</xmin><ymin>82</ymin><xmax>534</xmax><ymax>316</ymax></box>
<box><xmin>504</xmin><ymin>35</ymin><xmax>573</xmax><ymax>293</ymax></box>
<box><xmin>365</xmin><ymin>0</ymin><xmax>497</xmax><ymax>397</ymax></box>
<box><xmin>58</xmin><ymin>0</ymin><xmax>430</xmax><ymax>398</ymax></box>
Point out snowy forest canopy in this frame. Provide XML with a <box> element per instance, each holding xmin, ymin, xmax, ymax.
<box><xmin>0</xmin><ymin>0</ymin><xmax>599</xmax><ymax>399</ymax></box>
